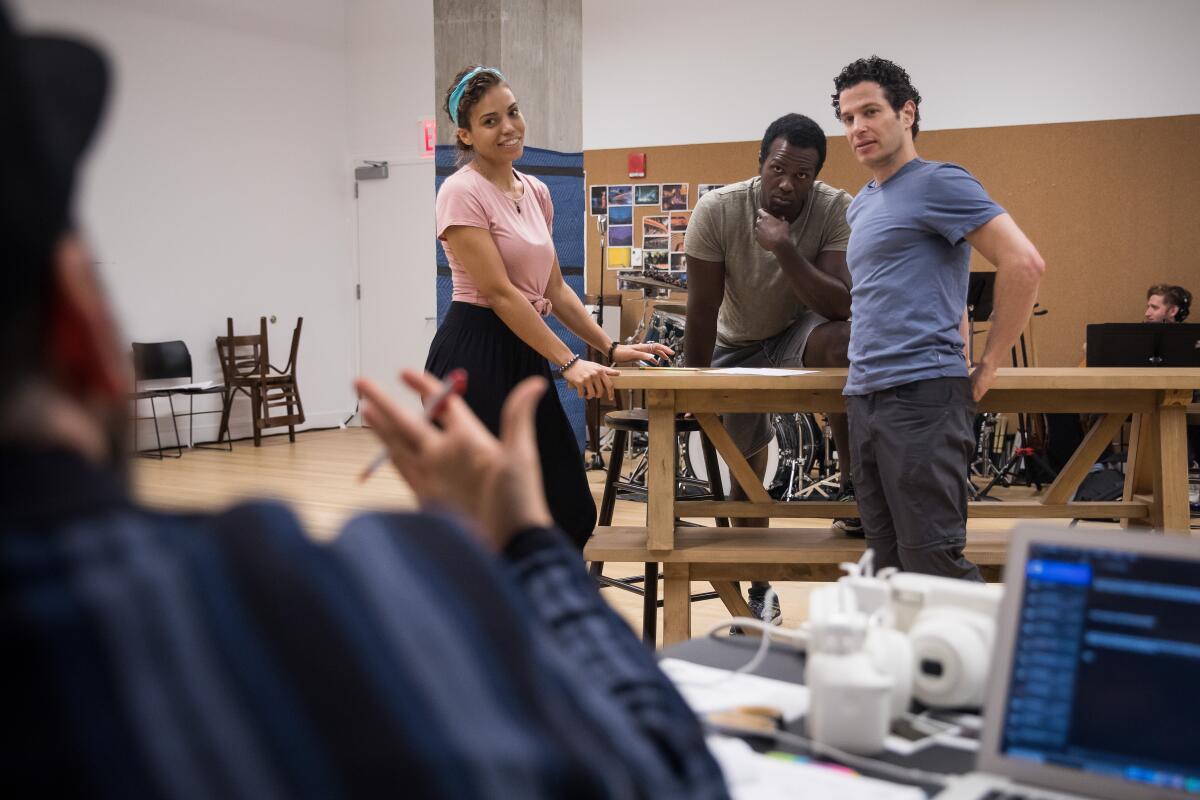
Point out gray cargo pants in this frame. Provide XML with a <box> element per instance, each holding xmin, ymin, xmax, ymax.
<box><xmin>846</xmin><ymin>377</ymin><xmax>983</xmax><ymax>581</ymax></box>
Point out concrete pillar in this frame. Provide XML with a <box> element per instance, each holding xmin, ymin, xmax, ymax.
<box><xmin>434</xmin><ymin>0</ymin><xmax>581</xmax><ymax>152</ymax></box>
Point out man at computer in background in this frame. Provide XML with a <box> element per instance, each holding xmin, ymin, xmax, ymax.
<box><xmin>0</xmin><ymin>9</ymin><xmax>727</xmax><ymax>798</ymax></box>
<box><xmin>685</xmin><ymin>113</ymin><xmax>858</xmax><ymax>625</ymax></box>
<box><xmin>1144</xmin><ymin>283</ymin><xmax>1191</xmax><ymax>323</ymax></box>
<box><xmin>1142</xmin><ymin>284</ymin><xmax>1198</xmax><ymax>474</ymax></box>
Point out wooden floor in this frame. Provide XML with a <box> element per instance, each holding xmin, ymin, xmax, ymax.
<box><xmin>133</xmin><ymin>427</ymin><xmax>1093</xmax><ymax>647</ymax></box>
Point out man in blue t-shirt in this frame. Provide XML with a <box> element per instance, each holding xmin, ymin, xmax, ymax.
<box><xmin>830</xmin><ymin>57</ymin><xmax>1046</xmax><ymax>580</ymax></box>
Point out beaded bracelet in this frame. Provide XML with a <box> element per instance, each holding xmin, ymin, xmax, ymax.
<box><xmin>558</xmin><ymin>353</ymin><xmax>581</xmax><ymax>374</ymax></box>
<box><xmin>606</xmin><ymin>341</ymin><xmax>618</xmax><ymax>365</ymax></box>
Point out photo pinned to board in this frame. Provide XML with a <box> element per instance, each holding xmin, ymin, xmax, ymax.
<box><xmin>670</xmin><ymin>232</ymin><xmax>685</xmax><ymax>252</ymax></box>
<box><xmin>607</xmin><ymin>185</ymin><xmax>633</xmax><ymax>206</ymax></box>
<box><xmin>608</xmin><ymin>225</ymin><xmax>633</xmax><ymax>247</ymax></box>
<box><xmin>635</xmin><ymin>184</ymin><xmax>661</xmax><ymax>205</ymax></box>
<box><xmin>608</xmin><ymin>205</ymin><xmax>633</xmax><ymax>225</ymax></box>
<box><xmin>669</xmin><ymin>252</ymin><xmax>687</xmax><ymax>271</ymax></box>
<box><xmin>661</xmin><ymin>183</ymin><xmax>688</xmax><ymax>211</ymax></box>
<box><xmin>698</xmin><ymin>183</ymin><xmax>724</xmax><ymax>199</ymax></box>
<box><xmin>590</xmin><ymin>185</ymin><xmax>607</xmax><ymax>215</ymax></box>
<box><xmin>643</xmin><ymin>215</ymin><xmax>669</xmax><ymax>238</ymax></box>
<box><xmin>607</xmin><ymin>246</ymin><xmax>631</xmax><ymax>269</ymax></box>
<box><xmin>643</xmin><ymin>236</ymin><xmax>668</xmax><ymax>251</ymax></box>
<box><xmin>643</xmin><ymin>251</ymin><xmax>669</xmax><ymax>270</ymax></box>
<box><xmin>669</xmin><ymin>210</ymin><xmax>691</xmax><ymax>232</ymax></box>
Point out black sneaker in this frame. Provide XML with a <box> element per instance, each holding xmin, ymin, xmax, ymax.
<box><xmin>730</xmin><ymin>589</ymin><xmax>783</xmax><ymax>635</ymax></box>
<box><xmin>748</xmin><ymin>591</ymin><xmax>782</xmax><ymax>625</ymax></box>
<box><xmin>832</xmin><ymin>517</ymin><xmax>865</xmax><ymax>536</ymax></box>
<box><xmin>833</xmin><ymin>483</ymin><xmax>865</xmax><ymax>536</ymax></box>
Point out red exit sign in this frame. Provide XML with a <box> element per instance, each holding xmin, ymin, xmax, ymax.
<box><xmin>422</xmin><ymin>118</ymin><xmax>436</xmax><ymax>158</ymax></box>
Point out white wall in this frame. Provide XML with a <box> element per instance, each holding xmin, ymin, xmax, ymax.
<box><xmin>582</xmin><ymin>0</ymin><xmax>1200</xmax><ymax>149</ymax></box>
<box><xmin>14</xmin><ymin>0</ymin><xmax>437</xmax><ymax>442</ymax></box>
<box><xmin>346</xmin><ymin>0</ymin><xmax>438</xmax><ymax>416</ymax></box>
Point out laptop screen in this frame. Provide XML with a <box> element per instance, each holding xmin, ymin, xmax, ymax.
<box><xmin>999</xmin><ymin>541</ymin><xmax>1200</xmax><ymax>795</ymax></box>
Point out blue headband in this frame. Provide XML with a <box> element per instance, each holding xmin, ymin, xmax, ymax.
<box><xmin>449</xmin><ymin>67</ymin><xmax>505</xmax><ymax>126</ymax></box>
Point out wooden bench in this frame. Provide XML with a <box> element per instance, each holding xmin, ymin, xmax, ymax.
<box><xmin>585</xmin><ymin>525</ymin><xmax>1009</xmax><ymax>646</ymax></box>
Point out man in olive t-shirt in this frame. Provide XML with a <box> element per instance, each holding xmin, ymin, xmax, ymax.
<box><xmin>685</xmin><ymin>114</ymin><xmax>857</xmax><ymax>623</ymax></box>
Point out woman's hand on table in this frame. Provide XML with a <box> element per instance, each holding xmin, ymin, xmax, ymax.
<box><xmin>563</xmin><ymin>358</ymin><xmax>619</xmax><ymax>400</ymax></box>
<box><xmin>611</xmin><ymin>342</ymin><xmax>674</xmax><ymax>365</ymax></box>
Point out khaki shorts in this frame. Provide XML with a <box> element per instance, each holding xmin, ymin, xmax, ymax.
<box><xmin>710</xmin><ymin>311</ymin><xmax>827</xmax><ymax>456</ymax></box>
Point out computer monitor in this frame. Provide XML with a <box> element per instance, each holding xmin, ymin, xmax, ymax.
<box><xmin>979</xmin><ymin>527</ymin><xmax>1200</xmax><ymax>799</ymax></box>
<box><xmin>1086</xmin><ymin>323</ymin><xmax>1200</xmax><ymax>367</ymax></box>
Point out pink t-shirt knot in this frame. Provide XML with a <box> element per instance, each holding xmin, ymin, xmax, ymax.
<box><xmin>531</xmin><ymin>297</ymin><xmax>553</xmax><ymax>317</ymax></box>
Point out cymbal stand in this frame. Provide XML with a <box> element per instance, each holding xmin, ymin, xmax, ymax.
<box><xmin>794</xmin><ymin>418</ymin><xmax>842</xmax><ymax>500</ymax></box>
<box><xmin>586</xmin><ymin>214</ymin><xmax>609</xmax><ymax>470</ymax></box>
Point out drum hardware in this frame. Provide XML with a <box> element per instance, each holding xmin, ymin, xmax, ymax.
<box><xmin>970</xmin><ymin>413</ymin><xmax>1005</xmax><ymax>480</ymax></box>
<box><xmin>606</xmin><ymin>411</ymin><xmax>853</xmax><ymax>506</ymax></box>
<box><xmin>967</xmin><ymin>413</ymin><xmax>1006</xmax><ymax>501</ymax></box>
<box><xmin>788</xmin><ymin>417</ymin><xmax>843</xmax><ymax>500</ymax></box>
<box><xmin>643</xmin><ymin>309</ymin><xmax>687</xmax><ymax>366</ymax></box>
<box><xmin>682</xmin><ymin>413</ymin><xmax>832</xmax><ymax>501</ymax></box>
<box><xmin>607</xmin><ymin>431</ymin><xmax>723</xmax><ymax>505</ymax></box>
<box><xmin>973</xmin><ymin>418</ymin><xmax>1056</xmax><ymax>498</ymax></box>
<box><xmin>588</xmin><ymin>214</ymin><xmax>611</xmax><ymax>470</ymax></box>
<box><xmin>616</xmin><ymin>270</ymin><xmax>674</xmax><ymax>299</ymax></box>
<box><xmin>971</xmin><ymin>302</ymin><xmax>1055</xmax><ymax>497</ymax></box>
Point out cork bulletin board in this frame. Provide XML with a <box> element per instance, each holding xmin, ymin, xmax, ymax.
<box><xmin>583</xmin><ymin>114</ymin><xmax>1200</xmax><ymax>366</ymax></box>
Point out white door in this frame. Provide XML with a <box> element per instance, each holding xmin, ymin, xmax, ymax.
<box><xmin>355</xmin><ymin>158</ymin><xmax>438</xmax><ymax>417</ymax></box>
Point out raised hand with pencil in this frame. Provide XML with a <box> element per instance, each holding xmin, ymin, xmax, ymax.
<box><xmin>355</xmin><ymin>370</ymin><xmax>554</xmax><ymax>550</ymax></box>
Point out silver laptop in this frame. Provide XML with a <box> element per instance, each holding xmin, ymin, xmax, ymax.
<box><xmin>936</xmin><ymin>525</ymin><xmax>1200</xmax><ymax>800</ymax></box>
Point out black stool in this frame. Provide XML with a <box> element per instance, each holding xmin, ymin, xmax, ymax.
<box><xmin>589</xmin><ymin>409</ymin><xmax>729</xmax><ymax>645</ymax></box>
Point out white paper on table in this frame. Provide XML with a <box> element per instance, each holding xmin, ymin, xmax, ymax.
<box><xmin>173</xmin><ymin>380</ymin><xmax>217</xmax><ymax>390</ymax></box>
<box><xmin>708</xmin><ymin>736</ymin><xmax>926</xmax><ymax>800</ymax></box>
<box><xmin>658</xmin><ymin>658</ymin><xmax>809</xmax><ymax>722</ymax></box>
<box><xmin>701</xmin><ymin>367</ymin><xmax>817</xmax><ymax>376</ymax></box>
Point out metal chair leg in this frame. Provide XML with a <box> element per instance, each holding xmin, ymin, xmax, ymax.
<box><xmin>642</xmin><ymin>561</ymin><xmax>659</xmax><ymax>646</ymax></box>
<box><xmin>699</xmin><ymin>432</ymin><xmax>730</xmax><ymax>527</ymax></box>
<box><xmin>165</xmin><ymin>395</ymin><xmax>183</xmax><ymax>457</ymax></box>
<box><xmin>598</xmin><ymin>429</ymin><xmax>628</xmax><ymax>526</ymax></box>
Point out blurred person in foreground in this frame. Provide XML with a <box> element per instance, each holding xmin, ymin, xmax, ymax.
<box><xmin>0</xmin><ymin>7</ymin><xmax>726</xmax><ymax>798</ymax></box>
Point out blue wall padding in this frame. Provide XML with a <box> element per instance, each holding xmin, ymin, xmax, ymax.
<box><xmin>434</xmin><ymin>145</ymin><xmax>587</xmax><ymax>450</ymax></box>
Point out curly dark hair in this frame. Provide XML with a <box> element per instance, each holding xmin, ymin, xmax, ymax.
<box><xmin>759</xmin><ymin>113</ymin><xmax>826</xmax><ymax>173</ymax></box>
<box><xmin>1148</xmin><ymin>283</ymin><xmax>1192</xmax><ymax>322</ymax></box>
<box><xmin>443</xmin><ymin>66</ymin><xmax>507</xmax><ymax>161</ymax></box>
<box><xmin>831</xmin><ymin>56</ymin><xmax>922</xmax><ymax>140</ymax></box>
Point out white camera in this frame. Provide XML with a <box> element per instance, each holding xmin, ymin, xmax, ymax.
<box><xmin>802</xmin><ymin>554</ymin><xmax>1003</xmax><ymax>754</ymax></box>
<box><xmin>888</xmin><ymin>572</ymin><xmax>1001</xmax><ymax>709</ymax></box>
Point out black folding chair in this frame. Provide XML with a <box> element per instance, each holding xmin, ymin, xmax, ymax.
<box><xmin>131</xmin><ymin>340</ymin><xmax>229</xmax><ymax>457</ymax></box>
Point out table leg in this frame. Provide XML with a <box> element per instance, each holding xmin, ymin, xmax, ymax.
<box><xmin>712</xmin><ymin>581</ymin><xmax>761</xmax><ymax>639</ymax></box>
<box><xmin>663</xmin><ymin>562</ymin><xmax>692</xmax><ymax>645</ymax></box>
<box><xmin>1042</xmin><ymin>413</ymin><xmax>1127</xmax><ymax>505</ymax></box>
<box><xmin>647</xmin><ymin>390</ymin><xmax>676</xmax><ymax>550</ymax></box>
<box><xmin>1123</xmin><ymin>413</ymin><xmax>1158</xmax><ymax>529</ymax></box>
<box><xmin>1157</xmin><ymin>392</ymin><xmax>1192</xmax><ymax>533</ymax></box>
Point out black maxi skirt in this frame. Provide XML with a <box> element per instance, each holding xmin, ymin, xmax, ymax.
<box><xmin>425</xmin><ymin>302</ymin><xmax>596</xmax><ymax>549</ymax></box>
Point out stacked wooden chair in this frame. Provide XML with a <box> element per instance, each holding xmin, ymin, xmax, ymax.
<box><xmin>215</xmin><ymin>317</ymin><xmax>305</xmax><ymax>446</ymax></box>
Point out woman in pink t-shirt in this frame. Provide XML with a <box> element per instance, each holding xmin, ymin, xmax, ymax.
<box><xmin>427</xmin><ymin>66</ymin><xmax>671</xmax><ymax>548</ymax></box>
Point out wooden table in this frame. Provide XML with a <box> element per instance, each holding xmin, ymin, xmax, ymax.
<box><xmin>596</xmin><ymin>367</ymin><xmax>1198</xmax><ymax>644</ymax></box>
<box><xmin>611</xmin><ymin>367</ymin><xmax>1198</xmax><ymax>545</ymax></box>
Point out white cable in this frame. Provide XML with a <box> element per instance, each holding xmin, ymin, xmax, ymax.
<box><xmin>709</xmin><ymin>723</ymin><xmax>952</xmax><ymax>789</ymax></box>
<box><xmin>678</xmin><ymin>589</ymin><xmax>810</xmax><ymax>688</ymax></box>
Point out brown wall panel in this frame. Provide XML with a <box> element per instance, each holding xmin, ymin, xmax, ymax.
<box><xmin>584</xmin><ymin>115</ymin><xmax>1200</xmax><ymax>366</ymax></box>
